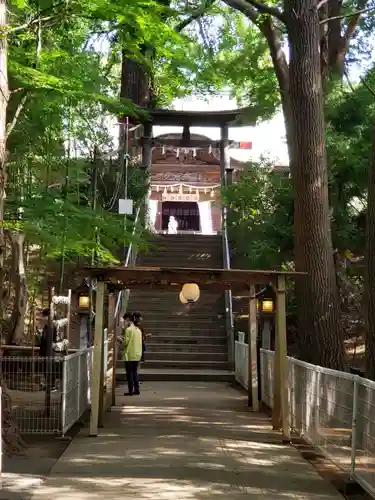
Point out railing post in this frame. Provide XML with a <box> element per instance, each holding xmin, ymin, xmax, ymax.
<box><xmin>60</xmin><ymin>357</ymin><xmax>67</xmax><ymax>436</ymax></box>
<box><xmin>314</xmin><ymin>367</ymin><xmax>321</xmax><ymax>444</ymax></box>
<box><xmin>77</xmin><ymin>352</ymin><xmax>81</xmax><ymax>419</ymax></box>
<box><xmin>350</xmin><ymin>375</ymin><xmax>359</xmax><ymax>479</ymax></box>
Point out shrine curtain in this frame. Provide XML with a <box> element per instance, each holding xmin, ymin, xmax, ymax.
<box><xmin>198</xmin><ymin>201</ymin><xmax>213</xmax><ymax>234</ymax></box>
<box><xmin>148</xmin><ymin>199</ymin><xmax>158</xmax><ymax>231</ymax></box>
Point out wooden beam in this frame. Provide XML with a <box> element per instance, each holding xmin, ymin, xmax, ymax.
<box><xmin>84</xmin><ymin>266</ymin><xmax>306</xmax><ymax>289</ymax></box>
<box><xmin>248</xmin><ymin>286</ymin><xmax>259</xmax><ymax>411</ymax></box>
<box><xmin>274</xmin><ymin>275</ymin><xmax>290</xmax><ymax>443</ymax></box>
<box><xmin>148</xmin><ymin>138</ymin><xmax>221</xmax><ymax>148</ymax></box>
<box><xmin>147</xmin><ymin>108</ymin><xmax>247</xmax><ymax>127</ymax></box>
<box><xmin>89</xmin><ymin>281</ymin><xmax>105</xmax><ymax>437</ymax></box>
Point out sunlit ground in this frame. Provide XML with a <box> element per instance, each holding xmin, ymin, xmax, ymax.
<box><xmin>5</xmin><ymin>382</ymin><xmax>344</xmax><ymax>500</ymax></box>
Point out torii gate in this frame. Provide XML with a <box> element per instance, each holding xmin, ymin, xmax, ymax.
<box><xmin>84</xmin><ymin>265</ymin><xmax>306</xmax><ymax>444</ymax></box>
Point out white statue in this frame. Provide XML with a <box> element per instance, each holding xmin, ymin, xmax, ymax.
<box><xmin>168</xmin><ymin>215</ymin><xmax>178</xmax><ymax>234</ymax></box>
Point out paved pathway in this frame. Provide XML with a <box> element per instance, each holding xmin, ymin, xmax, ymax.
<box><xmin>29</xmin><ymin>382</ymin><xmax>343</xmax><ymax>499</ymax></box>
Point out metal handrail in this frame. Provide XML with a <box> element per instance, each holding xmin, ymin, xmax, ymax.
<box><xmin>114</xmin><ymin>205</ymin><xmax>142</xmax><ymax>319</ymax></box>
<box><xmin>222</xmin><ymin>206</ymin><xmax>234</xmax><ymax>369</ymax></box>
<box><xmin>222</xmin><ymin>206</ymin><xmax>234</xmax><ymax>330</ymax></box>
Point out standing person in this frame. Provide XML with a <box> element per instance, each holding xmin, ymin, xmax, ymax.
<box><xmin>38</xmin><ymin>308</ymin><xmax>58</xmax><ymax>392</ymax></box>
<box><xmin>168</xmin><ymin>215</ymin><xmax>178</xmax><ymax>234</ymax></box>
<box><xmin>132</xmin><ymin>312</ymin><xmax>149</xmax><ymax>363</ymax></box>
<box><xmin>123</xmin><ymin>312</ymin><xmax>142</xmax><ymax>396</ymax></box>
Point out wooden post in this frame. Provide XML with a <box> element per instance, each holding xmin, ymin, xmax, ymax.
<box><xmin>66</xmin><ymin>289</ymin><xmax>72</xmax><ymax>341</ymax></box>
<box><xmin>89</xmin><ymin>280</ymin><xmax>105</xmax><ymax>437</ymax></box>
<box><xmin>107</xmin><ymin>293</ymin><xmax>116</xmax><ymax>409</ymax></box>
<box><xmin>248</xmin><ymin>285</ymin><xmax>259</xmax><ymax>411</ymax></box>
<box><xmin>274</xmin><ymin>275</ymin><xmax>290</xmax><ymax>442</ymax></box>
<box><xmin>98</xmin><ymin>324</ymin><xmax>106</xmax><ymax>428</ymax></box>
<box><xmin>142</xmin><ymin>121</ymin><xmax>152</xmax><ymax>229</ymax></box>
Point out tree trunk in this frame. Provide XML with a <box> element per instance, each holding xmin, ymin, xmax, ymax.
<box><xmin>8</xmin><ymin>231</ymin><xmax>28</xmax><ymax>344</ymax></box>
<box><xmin>284</xmin><ymin>0</ymin><xmax>346</xmax><ymax>369</ymax></box>
<box><xmin>0</xmin><ymin>0</ymin><xmax>25</xmax><ymax>455</ymax></box>
<box><xmin>0</xmin><ymin>0</ymin><xmax>8</xmax><ymax>338</ymax></box>
<box><xmin>120</xmin><ymin>52</ymin><xmax>150</xmax><ymax>108</ymax></box>
<box><xmin>365</xmin><ymin>123</ymin><xmax>375</xmax><ymax>380</ymax></box>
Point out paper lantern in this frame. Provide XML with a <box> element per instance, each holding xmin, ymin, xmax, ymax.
<box><xmin>181</xmin><ymin>283</ymin><xmax>200</xmax><ymax>303</ymax></box>
<box><xmin>179</xmin><ymin>291</ymin><xmax>188</xmax><ymax>304</ymax></box>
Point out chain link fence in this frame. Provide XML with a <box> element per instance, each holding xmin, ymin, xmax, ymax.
<box><xmin>1</xmin><ymin>347</ymin><xmax>92</xmax><ymax>435</ymax></box>
<box><xmin>235</xmin><ymin>343</ymin><xmax>375</xmax><ymax>498</ymax></box>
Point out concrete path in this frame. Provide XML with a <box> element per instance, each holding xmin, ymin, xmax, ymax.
<box><xmin>30</xmin><ymin>382</ymin><xmax>343</xmax><ymax>500</ymax></box>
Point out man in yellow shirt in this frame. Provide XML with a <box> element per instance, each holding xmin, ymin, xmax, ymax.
<box><xmin>123</xmin><ymin>312</ymin><xmax>143</xmax><ymax>396</ymax></box>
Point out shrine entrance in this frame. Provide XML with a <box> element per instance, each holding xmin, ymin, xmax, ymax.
<box><xmin>161</xmin><ymin>201</ymin><xmax>200</xmax><ymax>232</ymax></box>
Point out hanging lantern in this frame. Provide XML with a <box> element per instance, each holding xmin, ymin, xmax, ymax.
<box><xmin>156</xmin><ymin>185</ymin><xmax>159</xmax><ymax>192</ymax></box>
<box><xmin>210</xmin><ymin>189</ymin><xmax>215</xmax><ymax>198</ymax></box>
<box><xmin>181</xmin><ymin>283</ymin><xmax>200</xmax><ymax>303</ymax></box>
<box><xmin>262</xmin><ymin>299</ymin><xmax>274</xmax><ymax>313</ymax></box>
<box><xmin>162</xmin><ymin>145</ymin><xmax>165</xmax><ymax>155</ymax></box>
<box><xmin>78</xmin><ymin>295</ymin><xmax>90</xmax><ymax>309</ymax></box>
<box><xmin>193</xmin><ymin>148</ymin><xmax>197</xmax><ymax>158</ymax></box>
<box><xmin>176</xmin><ymin>148</ymin><xmax>180</xmax><ymax>158</ymax></box>
<box><xmin>208</xmin><ymin>145</ymin><xmax>212</xmax><ymax>154</ymax></box>
<box><xmin>179</xmin><ymin>291</ymin><xmax>188</xmax><ymax>304</ymax></box>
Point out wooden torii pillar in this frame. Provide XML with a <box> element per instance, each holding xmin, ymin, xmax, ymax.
<box><xmin>247</xmin><ymin>274</ymin><xmax>290</xmax><ymax>443</ymax></box>
<box><xmin>89</xmin><ymin>281</ymin><xmax>105</xmax><ymax>437</ymax></box>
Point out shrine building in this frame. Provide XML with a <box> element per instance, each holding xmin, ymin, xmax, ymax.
<box><xmin>147</xmin><ymin>130</ymin><xmax>251</xmax><ymax>235</ymax></box>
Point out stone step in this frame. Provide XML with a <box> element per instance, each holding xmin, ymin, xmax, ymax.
<box><xmin>142</xmin><ymin>351</ymin><xmax>228</xmax><ymax>362</ymax></box>
<box><xmin>129</xmin><ymin>359</ymin><xmax>230</xmax><ymax>370</ymax></box>
<box><xmin>116</xmin><ymin>367</ymin><xmax>234</xmax><ymax>382</ymax></box>
<box><xmin>146</xmin><ymin>342</ymin><xmax>227</xmax><ymax>353</ymax></box>
<box><xmin>133</xmin><ymin>315</ymin><xmax>225</xmax><ymax>323</ymax></box>
<box><xmin>149</xmin><ymin>336</ymin><xmax>227</xmax><ymax>345</ymax></box>
<box><xmin>141</xmin><ymin>328</ymin><xmax>226</xmax><ymax>336</ymax></box>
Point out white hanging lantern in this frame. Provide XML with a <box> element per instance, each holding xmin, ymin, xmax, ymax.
<box><xmin>181</xmin><ymin>283</ymin><xmax>200</xmax><ymax>303</ymax></box>
<box><xmin>208</xmin><ymin>145</ymin><xmax>212</xmax><ymax>154</ymax></box>
<box><xmin>162</xmin><ymin>145</ymin><xmax>165</xmax><ymax>155</ymax></box>
<box><xmin>179</xmin><ymin>291</ymin><xmax>188</xmax><ymax>304</ymax></box>
<box><xmin>193</xmin><ymin>148</ymin><xmax>197</xmax><ymax>158</ymax></box>
<box><xmin>176</xmin><ymin>148</ymin><xmax>180</xmax><ymax>158</ymax></box>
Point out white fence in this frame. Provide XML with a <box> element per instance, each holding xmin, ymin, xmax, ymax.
<box><xmin>60</xmin><ymin>348</ymin><xmax>93</xmax><ymax>435</ymax></box>
<box><xmin>235</xmin><ymin>342</ymin><xmax>375</xmax><ymax>498</ymax></box>
<box><xmin>235</xmin><ymin>340</ymin><xmax>248</xmax><ymax>389</ymax></box>
<box><xmin>1</xmin><ymin>347</ymin><xmax>93</xmax><ymax>435</ymax></box>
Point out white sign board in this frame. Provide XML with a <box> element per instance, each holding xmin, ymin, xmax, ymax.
<box><xmin>118</xmin><ymin>198</ymin><xmax>133</xmax><ymax>215</ymax></box>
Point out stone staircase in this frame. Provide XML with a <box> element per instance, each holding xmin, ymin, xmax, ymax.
<box><xmin>117</xmin><ymin>234</ymin><xmax>233</xmax><ymax>381</ymax></box>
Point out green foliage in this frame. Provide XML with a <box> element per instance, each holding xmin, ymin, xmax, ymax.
<box><xmin>222</xmin><ymin>162</ymin><xmax>293</xmax><ymax>269</ymax></box>
<box><xmin>5</xmin><ymin>0</ymin><xmax>156</xmax><ymax>267</ymax></box>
